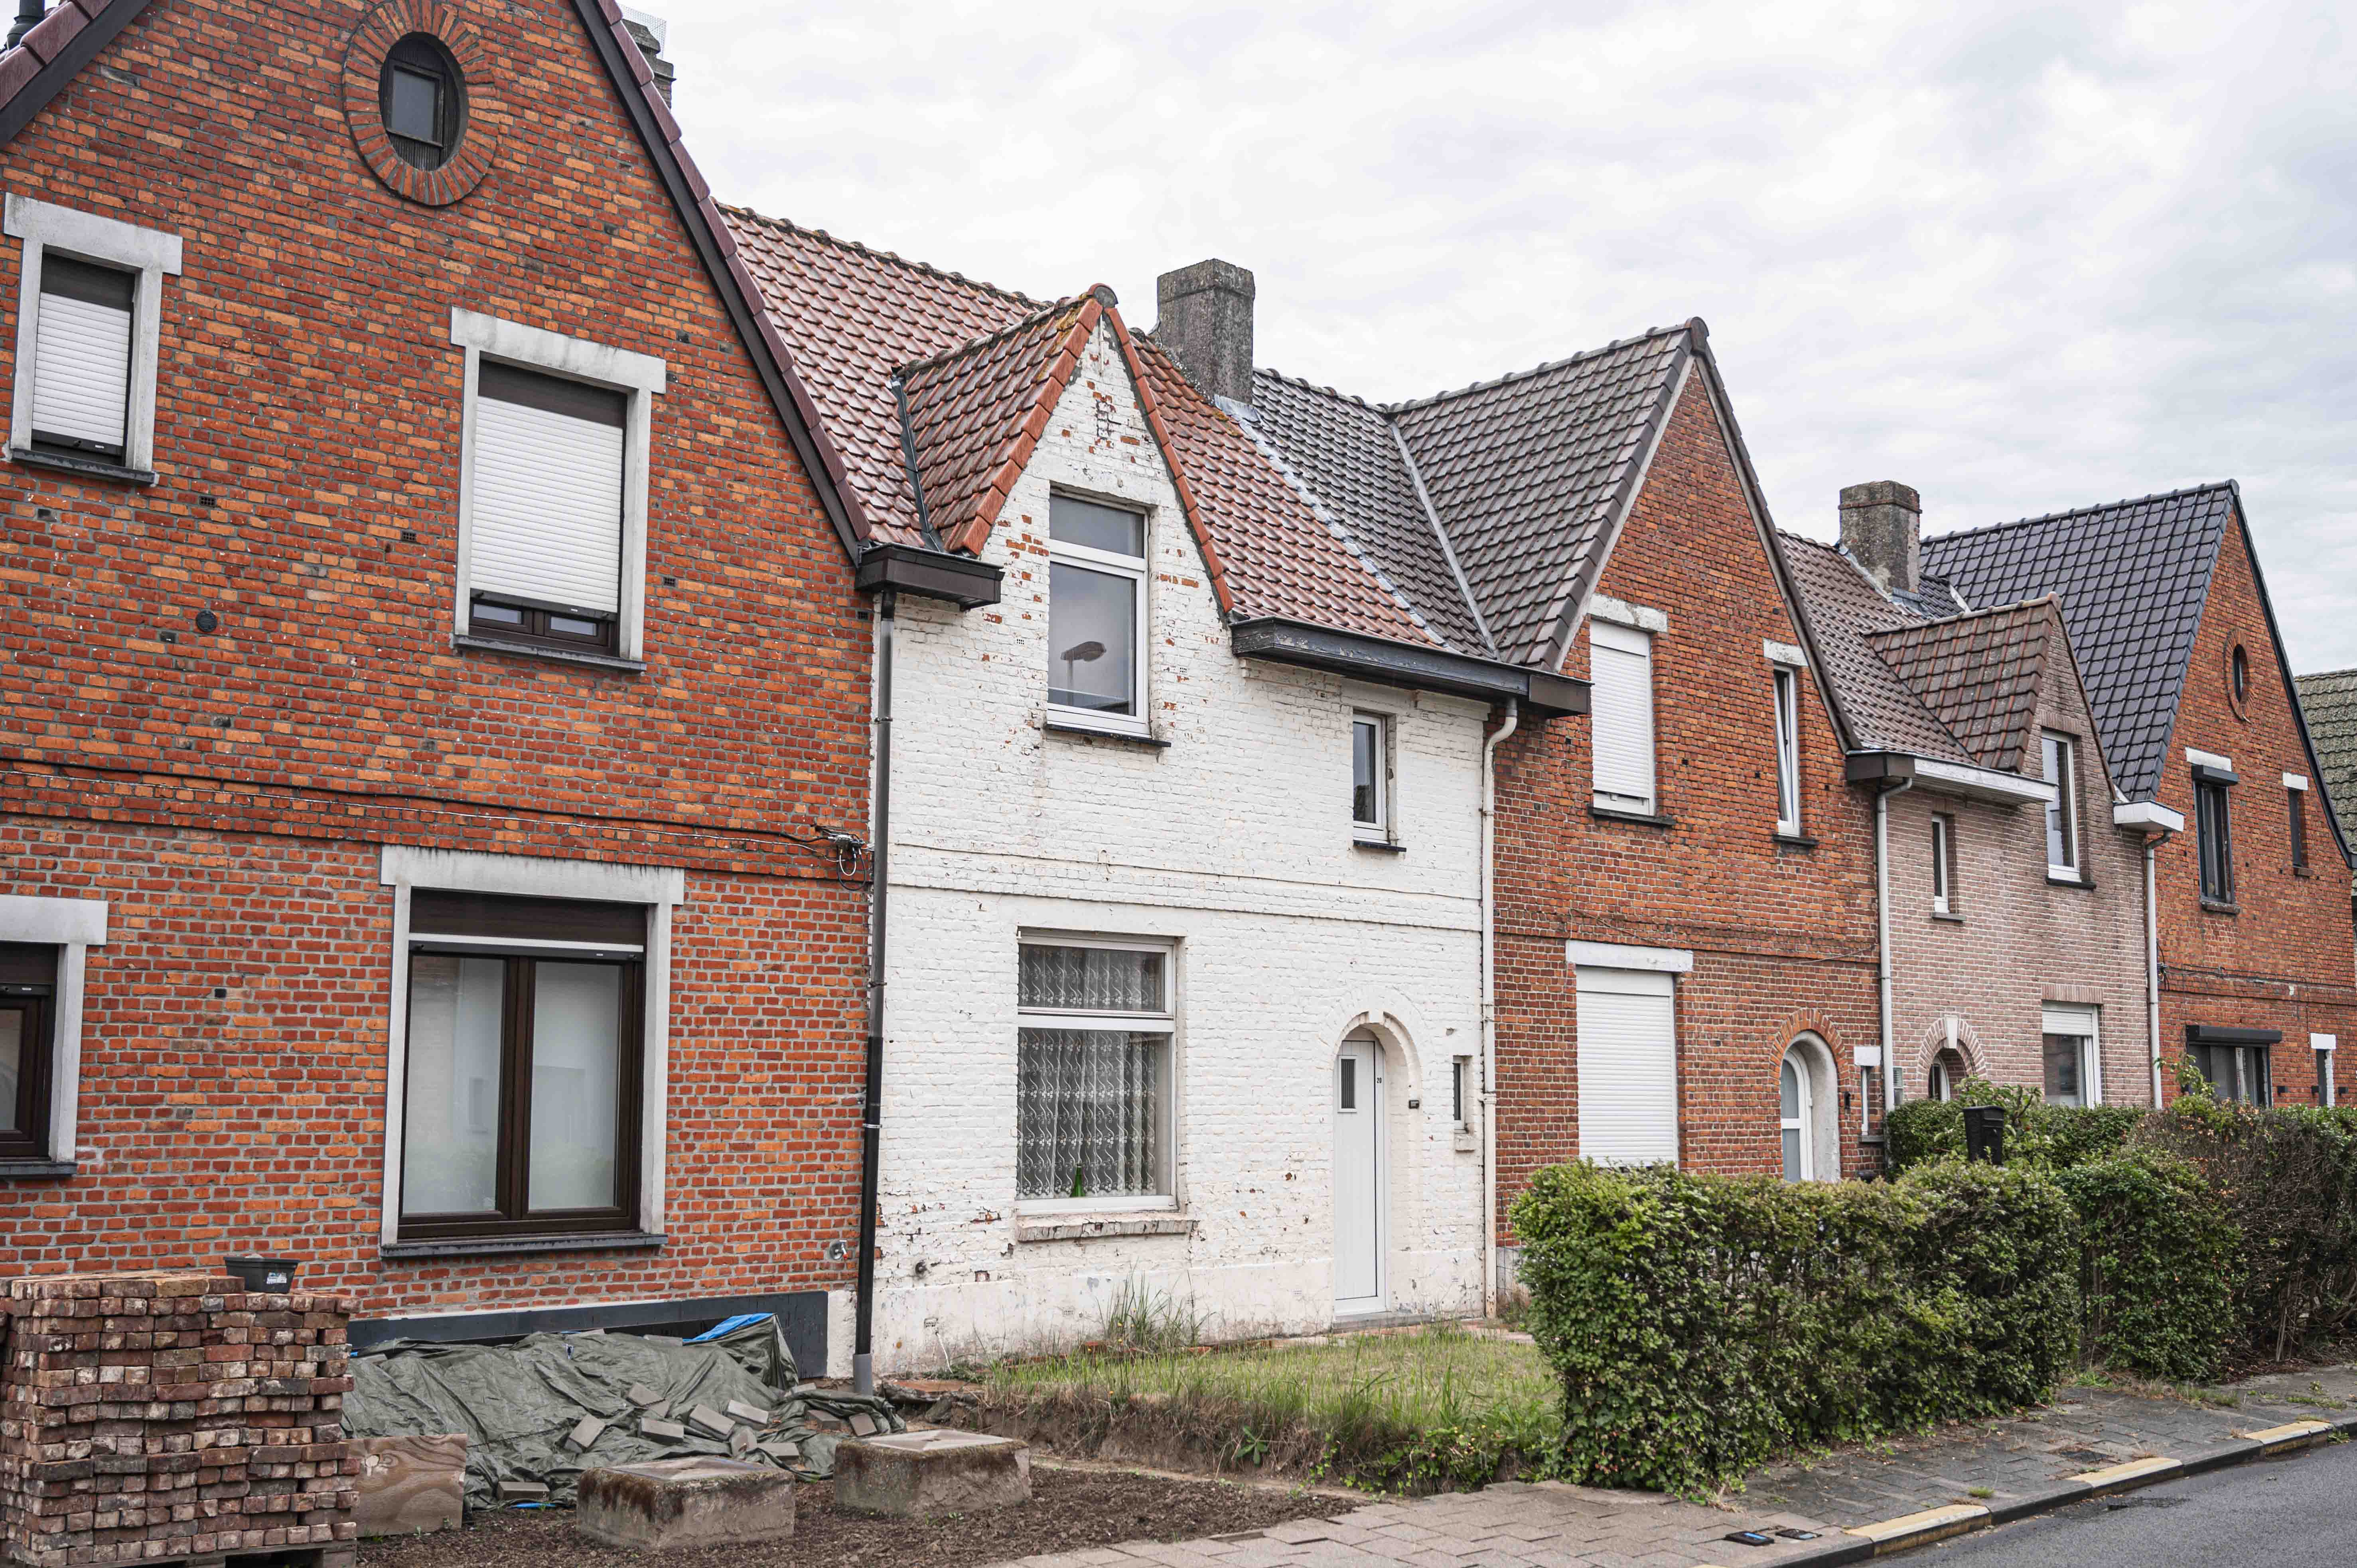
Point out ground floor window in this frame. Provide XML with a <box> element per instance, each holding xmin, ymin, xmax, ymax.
<box><xmin>1016</xmin><ymin>940</ymin><xmax>1173</xmax><ymax>1202</ymax></box>
<box><xmin>1927</xmin><ymin>1046</ymin><xmax>1966</xmax><ymax>1102</ymax></box>
<box><xmin>2041</xmin><ymin>1005</ymin><xmax>2101</xmax><ymax>1108</ymax></box>
<box><xmin>399</xmin><ymin>891</ymin><xmax>646</xmax><ymax>1240</ymax></box>
<box><xmin>2191</xmin><ymin>1042</ymin><xmax>2272</xmax><ymax>1105</ymax></box>
<box><xmin>2318</xmin><ymin>1034</ymin><xmax>2339</xmax><ymax>1107</ymax></box>
<box><xmin>1575</xmin><ymin>965</ymin><xmax>1678</xmax><ymax>1166</ymax></box>
<box><xmin>0</xmin><ymin>945</ymin><xmax>58</xmax><ymax>1162</ymax></box>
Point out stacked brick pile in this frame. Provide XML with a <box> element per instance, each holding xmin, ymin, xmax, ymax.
<box><xmin>0</xmin><ymin>1272</ymin><xmax>357</xmax><ymax>1567</ymax></box>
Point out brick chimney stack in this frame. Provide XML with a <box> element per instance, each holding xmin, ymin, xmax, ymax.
<box><xmin>1155</xmin><ymin>260</ymin><xmax>1256</xmax><ymax>407</ymax></box>
<box><xmin>621</xmin><ymin>8</ymin><xmax>675</xmax><ymax>104</ymax></box>
<box><xmin>1841</xmin><ymin>481</ymin><xmax>1922</xmax><ymax>595</ymax></box>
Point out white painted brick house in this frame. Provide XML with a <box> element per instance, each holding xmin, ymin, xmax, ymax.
<box><xmin>723</xmin><ymin>226</ymin><xmax>1581</xmax><ymax>1372</ymax></box>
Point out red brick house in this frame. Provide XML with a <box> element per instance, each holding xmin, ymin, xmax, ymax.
<box><xmin>1919</xmin><ymin>484</ymin><xmax>2357</xmax><ymax>1108</ymax></box>
<box><xmin>0</xmin><ymin>0</ymin><xmax>884</xmax><ymax>1367</ymax></box>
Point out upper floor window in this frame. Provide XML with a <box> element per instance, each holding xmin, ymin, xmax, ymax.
<box><xmin>2288</xmin><ymin>775</ymin><xmax>2310</xmax><ymax>872</ymax></box>
<box><xmin>381</xmin><ymin>34</ymin><xmax>467</xmax><ymax>171</ymax></box>
<box><xmin>1016</xmin><ymin>940</ymin><xmax>1173</xmax><ymax>1204</ymax></box>
<box><xmin>0</xmin><ymin>944</ymin><xmax>58</xmax><ymax>1164</ymax></box>
<box><xmin>1931</xmin><ymin>812</ymin><xmax>1957</xmax><ymax>915</ymax></box>
<box><xmin>1352</xmin><ymin>713</ymin><xmax>1391</xmax><ymax>840</ymax></box>
<box><xmin>1046</xmin><ymin>494</ymin><xmax>1148</xmax><ymax>735</ymax></box>
<box><xmin>2193</xmin><ymin>755</ymin><xmax>2238</xmax><ymax>905</ymax></box>
<box><xmin>1589</xmin><ymin>621</ymin><xmax>1656</xmax><ymax>815</ymax></box>
<box><xmin>2041</xmin><ymin>732</ymin><xmax>2079</xmax><ymax>878</ymax></box>
<box><xmin>450</xmin><ymin>310</ymin><xmax>664</xmax><ymax>664</ymax></box>
<box><xmin>6</xmin><ymin>195</ymin><xmax>182</xmax><ymax>478</ymax></box>
<box><xmin>1771</xmin><ymin>665</ymin><xmax>1802</xmax><ymax>835</ymax></box>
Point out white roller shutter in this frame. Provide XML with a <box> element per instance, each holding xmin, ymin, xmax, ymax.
<box><xmin>31</xmin><ymin>256</ymin><xmax>133</xmax><ymax>455</ymax></box>
<box><xmin>1590</xmin><ymin>621</ymin><xmax>1656</xmax><ymax>812</ymax></box>
<box><xmin>2041</xmin><ymin>1003</ymin><xmax>2101</xmax><ymax>1107</ymax></box>
<box><xmin>1577</xmin><ymin>965</ymin><xmax>1679</xmax><ymax>1166</ymax></box>
<box><xmin>468</xmin><ymin>362</ymin><xmax>626</xmax><ymax>614</ymax></box>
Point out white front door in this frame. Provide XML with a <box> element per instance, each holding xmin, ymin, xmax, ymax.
<box><xmin>1333</xmin><ymin>1035</ymin><xmax>1384</xmax><ymax>1314</ymax></box>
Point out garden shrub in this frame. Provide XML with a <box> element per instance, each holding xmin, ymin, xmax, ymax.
<box><xmin>1512</xmin><ymin>1160</ymin><xmax>2077</xmax><ymax>1494</ymax></box>
<box><xmin>1883</xmin><ymin>1079</ymin><xmax>2136</xmax><ymax>1176</ymax></box>
<box><xmin>2054</xmin><ymin>1149</ymin><xmax>2239</xmax><ymax>1382</ymax></box>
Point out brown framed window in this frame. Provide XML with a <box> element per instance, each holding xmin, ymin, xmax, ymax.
<box><xmin>398</xmin><ymin>892</ymin><xmax>645</xmax><ymax>1240</ymax></box>
<box><xmin>0</xmin><ymin>945</ymin><xmax>59</xmax><ymax>1162</ymax></box>
<box><xmin>2196</xmin><ymin>769</ymin><xmax>2236</xmax><ymax>904</ymax></box>
<box><xmin>2290</xmin><ymin>785</ymin><xmax>2310</xmax><ymax>871</ymax></box>
<box><xmin>466</xmin><ymin>593</ymin><xmax>618</xmax><ymax>655</ymax></box>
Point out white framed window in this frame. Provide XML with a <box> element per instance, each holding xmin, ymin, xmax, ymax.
<box><xmin>6</xmin><ymin>195</ymin><xmax>183</xmax><ymax>476</ymax></box>
<box><xmin>1016</xmin><ymin>937</ymin><xmax>1175</xmax><ymax>1209</ymax></box>
<box><xmin>1931</xmin><ymin>813</ymin><xmax>1957</xmax><ymax>915</ymax></box>
<box><xmin>1451</xmin><ymin>1055</ymin><xmax>1474</xmax><ymax>1131</ymax></box>
<box><xmin>2042</xmin><ymin>732</ymin><xmax>2080</xmax><ymax>878</ymax></box>
<box><xmin>1045</xmin><ymin>493</ymin><xmax>1150</xmax><ymax>736</ymax></box>
<box><xmin>378</xmin><ymin>846</ymin><xmax>684</xmax><ymax>1247</ymax></box>
<box><xmin>1576</xmin><ymin>963</ymin><xmax>1678</xmax><ymax>1166</ymax></box>
<box><xmin>1771</xmin><ymin>665</ymin><xmax>1802</xmax><ymax>835</ymax></box>
<box><xmin>2040</xmin><ymin>1003</ymin><xmax>2101</xmax><ymax>1108</ymax></box>
<box><xmin>1352</xmin><ymin>712</ymin><xmax>1392</xmax><ymax>839</ymax></box>
<box><xmin>450</xmin><ymin>309</ymin><xmax>665</xmax><ymax>663</ymax></box>
<box><xmin>2314</xmin><ymin>1033</ymin><xmax>2337</xmax><ymax>1108</ymax></box>
<box><xmin>0</xmin><ymin>895</ymin><xmax>107</xmax><ymax>1174</ymax></box>
<box><xmin>1589</xmin><ymin>621</ymin><xmax>1657</xmax><ymax>815</ymax></box>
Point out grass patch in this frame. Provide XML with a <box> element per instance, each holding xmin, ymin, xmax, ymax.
<box><xmin>976</xmin><ymin>1323</ymin><xmax>1559</xmax><ymax>1494</ymax></box>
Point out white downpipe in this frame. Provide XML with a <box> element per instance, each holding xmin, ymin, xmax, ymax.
<box><xmin>2146</xmin><ymin>834</ymin><xmax>2165</xmax><ymax>1107</ymax></box>
<box><xmin>1481</xmin><ymin>698</ymin><xmax>1519</xmax><ymax>1319</ymax></box>
<box><xmin>1874</xmin><ymin>777</ymin><xmax>1913</xmax><ymax>1129</ymax></box>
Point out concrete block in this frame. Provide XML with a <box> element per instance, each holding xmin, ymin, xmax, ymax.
<box><xmin>641</xmin><ymin>1417</ymin><xmax>685</xmax><ymax>1440</ymax></box>
<box><xmin>353</xmin><ymin>1434</ymin><xmax>465</xmax><ymax>1538</ymax></box>
<box><xmin>627</xmin><ymin>1384</ymin><xmax>666</xmax><ymax>1407</ymax></box>
<box><xmin>497</xmin><ymin>1479</ymin><xmax>550</xmax><ymax>1503</ymax></box>
<box><xmin>568</xmin><ymin>1416</ymin><xmax>608</xmax><ymax>1450</ymax></box>
<box><xmin>836</xmin><ymin>1430</ymin><xmax>1031</xmax><ymax>1519</ymax></box>
<box><xmin>685</xmin><ymin>1404</ymin><xmax>733</xmax><ymax>1438</ymax></box>
<box><xmin>576</xmin><ymin>1457</ymin><xmax>796</xmax><ymax>1550</ymax></box>
<box><xmin>726</xmin><ymin>1400</ymin><xmax>771</xmax><ymax>1424</ymax></box>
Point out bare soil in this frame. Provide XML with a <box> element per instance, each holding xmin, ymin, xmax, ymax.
<box><xmin>357</xmin><ymin>1466</ymin><xmax>1344</xmax><ymax>1568</ymax></box>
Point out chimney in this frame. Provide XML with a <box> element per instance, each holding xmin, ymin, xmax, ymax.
<box><xmin>621</xmin><ymin>7</ymin><xmax>675</xmax><ymax>104</ymax></box>
<box><xmin>1840</xmin><ymin>481</ymin><xmax>1921</xmax><ymax>595</ymax></box>
<box><xmin>7</xmin><ymin>0</ymin><xmax>45</xmax><ymax>48</ymax></box>
<box><xmin>1154</xmin><ymin>260</ymin><xmax>1255</xmax><ymax>407</ymax></box>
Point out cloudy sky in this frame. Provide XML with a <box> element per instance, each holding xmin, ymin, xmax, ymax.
<box><xmin>665</xmin><ymin>0</ymin><xmax>2357</xmax><ymax>672</ymax></box>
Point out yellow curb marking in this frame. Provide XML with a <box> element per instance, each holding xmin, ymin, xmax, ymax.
<box><xmin>2237</xmin><ymin>1419</ymin><xmax>2333</xmax><ymax>1446</ymax></box>
<box><xmin>1843</xmin><ymin>1502</ymin><xmax>1991</xmax><ymax>1544</ymax></box>
<box><xmin>2069</xmin><ymin>1455</ymin><xmax>2181</xmax><ymax>1487</ymax></box>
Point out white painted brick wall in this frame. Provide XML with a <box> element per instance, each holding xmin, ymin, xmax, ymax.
<box><xmin>870</xmin><ymin>322</ymin><xmax>1489</xmax><ymax>1373</ymax></box>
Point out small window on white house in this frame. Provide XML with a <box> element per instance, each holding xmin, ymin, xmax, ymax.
<box><xmin>2042</xmin><ymin>733</ymin><xmax>2080</xmax><ymax>878</ymax></box>
<box><xmin>1771</xmin><ymin>666</ymin><xmax>1801</xmax><ymax>834</ymax></box>
<box><xmin>466</xmin><ymin>362</ymin><xmax>628</xmax><ymax>655</ymax></box>
<box><xmin>1352</xmin><ymin>713</ymin><xmax>1390</xmax><ymax>838</ymax></box>
<box><xmin>1016</xmin><ymin>940</ymin><xmax>1174</xmax><ymax>1204</ymax></box>
<box><xmin>7</xmin><ymin>195</ymin><xmax>182</xmax><ymax>476</ymax></box>
<box><xmin>1589</xmin><ymin>621</ymin><xmax>1657</xmax><ymax>815</ymax></box>
<box><xmin>1047</xmin><ymin>495</ymin><xmax>1149</xmax><ymax>733</ymax></box>
<box><xmin>1451</xmin><ymin>1055</ymin><xmax>1470</xmax><ymax>1128</ymax></box>
<box><xmin>1931</xmin><ymin>813</ymin><xmax>1957</xmax><ymax>915</ymax></box>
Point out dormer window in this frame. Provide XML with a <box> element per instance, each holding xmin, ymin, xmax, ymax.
<box><xmin>381</xmin><ymin>34</ymin><xmax>464</xmax><ymax>171</ymax></box>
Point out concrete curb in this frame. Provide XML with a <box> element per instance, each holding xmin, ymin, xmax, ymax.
<box><xmin>1722</xmin><ymin>1408</ymin><xmax>2357</xmax><ymax>1565</ymax></box>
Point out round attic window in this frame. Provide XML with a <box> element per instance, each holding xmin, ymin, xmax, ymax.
<box><xmin>380</xmin><ymin>34</ymin><xmax>466</xmax><ymax>171</ymax></box>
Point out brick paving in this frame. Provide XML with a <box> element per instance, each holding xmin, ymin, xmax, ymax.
<box><xmin>998</xmin><ymin>1368</ymin><xmax>2357</xmax><ymax>1568</ymax></box>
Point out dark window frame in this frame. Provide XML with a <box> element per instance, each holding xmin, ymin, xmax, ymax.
<box><xmin>398</xmin><ymin>896</ymin><xmax>646</xmax><ymax>1243</ymax></box>
<box><xmin>2191</xmin><ymin>1042</ymin><xmax>2272</xmax><ymax>1106</ymax></box>
<box><xmin>380</xmin><ymin>33</ymin><xmax>468</xmax><ymax>172</ymax></box>
<box><xmin>2197</xmin><ymin>773</ymin><xmax>2236</xmax><ymax>903</ymax></box>
<box><xmin>30</xmin><ymin>254</ymin><xmax>137</xmax><ymax>464</ymax></box>
<box><xmin>0</xmin><ymin>944</ymin><xmax>59</xmax><ymax>1162</ymax></box>
<box><xmin>466</xmin><ymin>592</ymin><xmax>619</xmax><ymax>656</ymax></box>
<box><xmin>2290</xmin><ymin>785</ymin><xmax>2310</xmax><ymax>871</ymax></box>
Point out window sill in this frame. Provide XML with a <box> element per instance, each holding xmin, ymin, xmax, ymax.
<box><xmin>1930</xmin><ymin>910</ymin><xmax>1966</xmax><ymax>924</ymax></box>
<box><xmin>1043</xmin><ymin>716</ymin><xmax>1170</xmax><ymax>749</ymax></box>
<box><xmin>2295</xmin><ymin>866</ymin><xmax>2316</xmax><ymax>878</ymax></box>
<box><xmin>0</xmin><ymin>1159</ymin><xmax>75</xmax><ymax>1180</ymax></box>
<box><xmin>452</xmin><ymin>634</ymin><xmax>646</xmax><ymax>675</ymax></box>
<box><xmin>1014</xmin><ymin>1213</ymin><xmax>1195</xmax><ymax>1243</ymax></box>
<box><xmin>1773</xmin><ymin>831</ymin><xmax>1818</xmax><ymax>850</ymax></box>
<box><xmin>1352</xmin><ymin>837</ymin><xmax>1406</xmax><ymax>854</ymax></box>
<box><xmin>2046</xmin><ymin>871</ymin><xmax>2094</xmax><ymax>889</ymax></box>
<box><xmin>9</xmin><ymin>447</ymin><xmax>158</xmax><ymax>486</ymax></box>
<box><xmin>2200</xmin><ymin>897</ymin><xmax>2240</xmax><ymax>916</ymax></box>
<box><xmin>381</xmin><ymin>1229</ymin><xmax>665</xmax><ymax>1260</ymax></box>
<box><xmin>1590</xmin><ymin>805</ymin><xmax>1675</xmax><ymax>829</ymax></box>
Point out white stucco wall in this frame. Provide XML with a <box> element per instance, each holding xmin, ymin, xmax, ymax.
<box><xmin>868</xmin><ymin>322</ymin><xmax>1490</xmax><ymax>1373</ymax></box>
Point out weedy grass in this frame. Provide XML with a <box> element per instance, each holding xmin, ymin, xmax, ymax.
<box><xmin>979</xmin><ymin>1321</ymin><xmax>1558</xmax><ymax>1494</ymax></box>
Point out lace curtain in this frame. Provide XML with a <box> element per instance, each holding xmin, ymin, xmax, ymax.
<box><xmin>1016</xmin><ymin>1028</ymin><xmax>1164</xmax><ymax>1198</ymax></box>
<box><xmin>1019</xmin><ymin>944</ymin><xmax>1162</xmax><ymax>1013</ymax></box>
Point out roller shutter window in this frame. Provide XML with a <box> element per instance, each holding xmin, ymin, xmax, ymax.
<box><xmin>1576</xmin><ymin>966</ymin><xmax>1678</xmax><ymax>1166</ymax></box>
<box><xmin>1589</xmin><ymin>622</ymin><xmax>1656</xmax><ymax>814</ymax></box>
<box><xmin>468</xmin><ymin>361</ymin><xmax>627</xmax><ymax>653</ymax></box>
<box><xmin>30</xmin><ymin>255</ymin><xmax>135</xmax><ymax>461</ymax></box>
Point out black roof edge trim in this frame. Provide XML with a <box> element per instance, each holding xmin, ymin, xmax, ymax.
<box><xmin>0</xmin><ymin>0</ymin><xmax>160</xmax><ymax>146</ymax></box>
<box><xmin>2231</xmin><ymin>496</ymin><xmax>2354</xmax><ymax>867</ymax></box>
<box><xmin>2185</xmin><ymin>1024</ymin><xmax>2283</xmax><ymax>1047</ymax></box>
<box><xmin>856</xmin><ymin>543</ymin><xmax>1002</xmax><ymax>608</ymax></box>
<box><xmin>1228</xmin><ymin>617</ymin><xmax>1587</xmax><ymax>717</ymax></box>
<box><xmin>1844</xmin><ymin>751</ymin><xmax>1919</xmax><ymax>784</ymax></box>
<box><xmin>566</xmin><ymin>0</ymin><xmax>864</xmax><ymax>571</ymax></box>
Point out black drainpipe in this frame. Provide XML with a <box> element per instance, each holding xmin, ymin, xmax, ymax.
<box><xmin>852</xmin><ymin>585</ymin><xmax>895</xmax><ymax>1395</ymax></box>
<box><xmin>7</xmin><ymin>0</ymin><xmax>44</xmax><ymax>47</ymax></box>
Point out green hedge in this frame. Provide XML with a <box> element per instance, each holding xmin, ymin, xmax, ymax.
<box><xmin>1884</xmin><ymin>1080</ymin><xmax>2139</xmax><ymax>1176</ymax></box>
<box><xmin>1511</xmin><ymin>1160</ymin><xmax>2077</xmax><ymax>1494</ymax></box>
<box><xmin>2055</xmin><ymin>1149</ymin><xmax>2239</xmax><ymax>1382</ymax></box>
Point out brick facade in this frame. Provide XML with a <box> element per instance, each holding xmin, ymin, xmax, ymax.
<box><xmin>2152</xmin><ymin>513</ymin><xmax>2357</xmax><ymax>1105</ymax></box>
<box><xmin>1492</xmin><ymin>367</ymin><xmax>1881</xmax><ymax>1247</ymax></box>
<box><xmin>0</xmin><ymin>0</ymin><xmax>871</xmax><ymax>1353</ymax></box>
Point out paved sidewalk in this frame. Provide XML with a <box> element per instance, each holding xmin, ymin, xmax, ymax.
<box><xmin>996</xmin><ymin>1367</ymin><xmax>2357</xmax><ymax>1568</ymax></box>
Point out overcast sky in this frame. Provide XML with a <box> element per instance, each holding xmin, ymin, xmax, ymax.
<box><xmin>665</xmin><ymin>0</ymin><xmax>2357</xmax><ymax>672</ymax></box>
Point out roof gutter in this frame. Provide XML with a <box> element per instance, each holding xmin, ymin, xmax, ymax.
<box><xmin>1844</xmin><ymin>749</ymin><xmax>2055</xmax><ymax>806</ymax></box>
<box><xmin>1228</xmin><ymin>617</ymin><xmax>1586</xmax><ymax>718</ymax></box>
<box><xmin>854</xmin><ymin>544</ymin><xmax>1002</xmax><ymax>609</ymax></box>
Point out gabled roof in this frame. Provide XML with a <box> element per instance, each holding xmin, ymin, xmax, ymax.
<box><xmin>0</xmin><ymin>0</ymin><xmax>872</xmax><ymax>567</ymax></box>
<box><xmin>1779</xmin><ymin>535</ymin><xmax>1980</xmax><ymax>766</ymax></box>
<box><xmin>1919</xmin><ymin>483</ymin><xmax>2236</xmax><ymax>802</ymax></box>
<box><xmin>1866</xmin><ymin>599</ymin><xmax>2064</xmax><ymax>776</ymax></box>
<box><xmin>2294</xmin><ymin>668</ymin><xmax>2357</xmax><ymax>853</ymax></box>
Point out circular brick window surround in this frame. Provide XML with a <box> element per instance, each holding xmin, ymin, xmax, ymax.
<box><xmin>343</xmin><ymin>1</ymin><xmax>503</xmax><ymax>207</ymax></box>
<box><xmin>2225</xmin><ymin>640</ymin><xmax>2252</xmax><ymax>720</ymax></box>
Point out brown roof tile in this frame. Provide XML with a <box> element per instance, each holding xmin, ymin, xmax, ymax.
<box><xmin>1865</xmin><ymin>600</ymin><xmax>2063</xmax><ymax>774</ymax></box>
